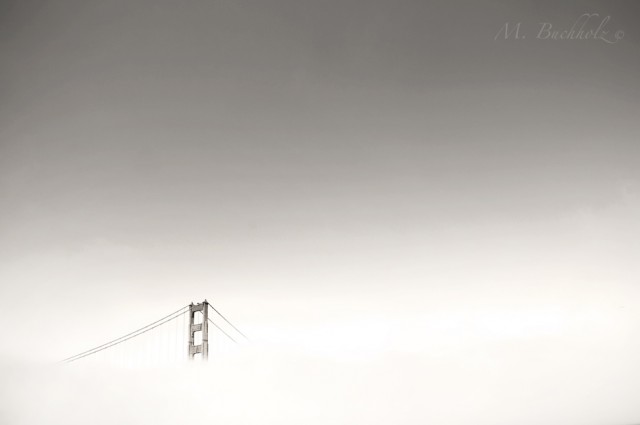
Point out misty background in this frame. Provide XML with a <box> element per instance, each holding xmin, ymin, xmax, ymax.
<box><xmin>1</xmin><ymin>1</ymin><xmax>639</xmax><ymax>424</ymax></box>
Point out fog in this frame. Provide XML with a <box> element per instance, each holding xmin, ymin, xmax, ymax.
<box><xmin>3</xmin><ymin>319</ymin><xmax>640</xmax><ymax>425</ymax></box>
<box><xmin>1</xmin><ymin>0</ymin><xmax>640</xmax><ymax>423</ymax></box>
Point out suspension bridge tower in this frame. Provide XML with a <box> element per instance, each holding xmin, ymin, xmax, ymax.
<box><xmin>188</xmin><ymin>300</ymin><xmax>209</xmax><ymax>360</ymax></box>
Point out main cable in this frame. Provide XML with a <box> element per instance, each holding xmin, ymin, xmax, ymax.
<box><xmin>207</xmin><ymin>303</ymin><xmax>249</xmax><ymax>341</ymax></box>
<box><xmin>64</xmin><ymin>311</ymin><xmax>187</xmax><ymax>363</ymax></box>
<box><xmin>61</xmin><ymin>305</ymin><xmax>190</xmax><ymax>363</ymax></box>
<box><xmin>63</xmin><ymin>309</ymin><xmax>188</xmax><ymax>363</ymax></box>
<box><xmin>207</xmin><ymin>318</ymin><xmax>237</xmax><ymax>344</ymax></box>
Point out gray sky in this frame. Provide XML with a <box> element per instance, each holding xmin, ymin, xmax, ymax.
<box><xmin>1</xmin><ymin>1</ymin><xmax>639</xmax><ymax>424</ymax></box>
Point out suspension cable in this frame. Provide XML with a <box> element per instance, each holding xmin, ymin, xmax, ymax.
<box><xmin>207</xmin><ymin>318</ymin><xmax>237</xmax><ymax>344</ymax></box>
<box><xmin>207</xmin><ymin>302</ymin><xmax>249</xmax><ymax>341</ymax></box>
<box><xmin>61</xmin><ymin>305</ymin><xmax>190</xmax><ymax>363</ymax></box>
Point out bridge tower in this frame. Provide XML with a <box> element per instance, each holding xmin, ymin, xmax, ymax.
<box><xmin>188</xmin><ymin>300</ymin><xmax>209</xmax><ymax>360</ymax></box>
